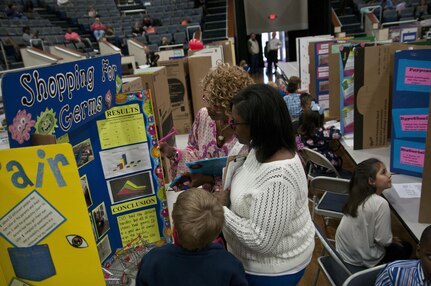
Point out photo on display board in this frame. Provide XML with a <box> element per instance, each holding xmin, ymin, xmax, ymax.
<box><xmin>89</xmin><ymin>213</ymin><xmax>98</xmax><ymax>241</ymax></box>
<box><xmin>319</xmin><ymin>80</ymin><xmax>329</xmax><ymax>92</ymax></box>
<box><xmin>72</xmin><ymin>138</ymin><xmax>95</xmax><ymax>168</ymax></box>
<box><xmin>318</xmin><ymin>54</ymin><xmax>329</xmax><ymax>66</ymax></box>
<box><xmin>106</xmin><ymin>171</ymin><xmax>155</xmax><ymax>204</ymax></box>
<box><xmin>92</xmin><ymin>202</ymin><xmax>110</xmax><ymax>239</ymax></box>
<box><xmin>9</xmin><ymin>277</ymin><xmax>32</xmax><ymax>286</ymax></box>
<box><xmin>80</xmin><ymin>175</ymin><xmax>93</xmax><ymax>208</ymax></box>
<box><xmin>96</xmin><ymin>235</ymin><xmax>111</xmax><ymax>263</ymax></box>
<box><xmin>99</xmin><ymin>143</ymin><xmax>152</xmax><ymax>179</ymax></box>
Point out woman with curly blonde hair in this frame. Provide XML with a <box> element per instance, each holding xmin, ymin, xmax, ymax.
<box><xmin>160</xmin><ymin>63</ymin><xmax>254</xmax><ymax>190</ymax></box>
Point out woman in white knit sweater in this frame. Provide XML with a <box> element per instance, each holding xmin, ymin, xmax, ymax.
<box><xmin>214</xmin><ymin>84</ymin><xmax>315</xmax><ymax>286</ymax></box>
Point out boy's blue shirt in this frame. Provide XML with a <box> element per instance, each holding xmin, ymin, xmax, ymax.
<box><xmin>136</xmin><ymin>243</ymin><xmax>248</xmax><ymax>286</ymax></box>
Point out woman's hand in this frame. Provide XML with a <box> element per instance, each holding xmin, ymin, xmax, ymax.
<box><xmin>213</xmin><ymin>189</ymin><xmax>230</xmax><ymax>207</ymax></box>
<box><xmin>185</xmin><ymin>172</ymin><xmax>214</xmax><ymax>188</ymax></box>
<box><xmin>170</xmin><ymin>172</ymin><xmax>215</xmax><ymax>189</ymax></box>
<box><xmin>159</xmin><ymin>142</ymin><xmax>176</xmax><ymax>160</ymax></box>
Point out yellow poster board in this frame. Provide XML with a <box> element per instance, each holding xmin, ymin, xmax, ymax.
<box><xmin>0</xmin><ymin>144</ymin><xmax>105</xmax><ymax>286</ymax></box>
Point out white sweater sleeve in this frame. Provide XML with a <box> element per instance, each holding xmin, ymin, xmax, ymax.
<box><xmin>223</xmin><ymin>180</ymin><xmax>297</xmax><ymax>254</ymax></box>
<box><xmin>374</xmin><ymin>199</ymin><xmax>392</xmax><ymax>247</ymax></box>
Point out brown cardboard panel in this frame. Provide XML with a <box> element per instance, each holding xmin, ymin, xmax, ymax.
<box><xmin>188</xmin><ymin>55</ymin><xmax>213</xmax><ymax>115</ymax></box>
<box><xmin>309</xmin><ymin>42</ymin><xmax>316</xmax><ymax>97</ymax></box>
<box><xmin>172</xmin><ymin>116</ymin><xmax>192</xmax><ymax>135</ymax></box>
<box><xmin>328</xmin><ymin>53</ymin><xmax>341</xmax><ymax>119</ymax></box>
<box><xmin>158</xmin><ymin>58</ymin><xmax>193</xmax><ymax>134</ymax></box>
<box><xmin>419</xmin><ymin>97</ymin><xmax>431</xmax><ymax>223</ymax></box>
<box><xmin>125</xmin><ymin>67</ymin><xmax>175</xmax><ymax>181</ymax></box>
<box><xmin>127</xmin><ymin>67</ymin><xmax>173</xmax><ymax>136</ymax></box>
<box><xmin>354</xmin><ymin>45</ymin><xmax>390</xmax><ymax>150</ymax></box>
<box><xmin>212</xmin><ymin>39</ymin><xmax>235</xmax><ymax>65</ymax></box>
<box><xmin>122</xmin><ymin>77</ymin><xmax>143</xmax><ymax>93</ymax></box>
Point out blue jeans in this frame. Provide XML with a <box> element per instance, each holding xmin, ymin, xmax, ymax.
<box><xmin>245</xmin><ymin>269</ymin><xmax>306</xmax><ymax>286</ymax></box>
<box><xmin>93</xmin><ymin>30</ymin><xmax>105</xmax><ymax>41</ymax></box>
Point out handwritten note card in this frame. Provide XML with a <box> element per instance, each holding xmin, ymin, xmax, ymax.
<box><xmin>393</xmin><ymin>183</ymin><xmax>422</xmax><ymax>198</ymax></box>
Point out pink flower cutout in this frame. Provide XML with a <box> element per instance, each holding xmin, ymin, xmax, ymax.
<box><xmin>8</xmin><ymin>110</ymin><xmax>36</xmax><ymax>144</ymax></box>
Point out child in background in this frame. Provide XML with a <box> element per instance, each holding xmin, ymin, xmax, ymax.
<box><xmin>239</xmin><ymin>60</ymin><xmax>250</xmax><ymax>73</ymax></box>
<box><xmin>287</xmin><ymin>76</ymin><xmax>304</xmax><ymax>94</ymax></box>
<box><xmin>375</xmin><ymin>225</ymin><xmax>431</xmax><ymax>285</ymax></box>
<box><xmin>291</xmin><ymin>92</ymin><xmax>314</xmax><ymax>134</ymax></box>
<box><xmin>136</xmin><ymin>188</ymin><xmax>247</xmax><ymax>286</ymax></box>
<box><xmin>283</xmin><ymin>81</ymin><xmax>302</xmax><ymax>122</ymax></box>
<box><xmin>300</xmin><ymin>93</ymin><xmax>314</xmax><ymax>113</ymax></box>
<box><xmin>297</xmin><ymin>109</ymin><xmax>342</xmax><ymax>170</ymax></box>
<box><xmin>336</xmin><ymin>158</ymin><xmax>412</xmax><ymax>268</ymax></box>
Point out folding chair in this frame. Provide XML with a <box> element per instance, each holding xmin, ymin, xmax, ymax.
<box><xmin>302</xmin><ymin>147</ymin><xmax>351</xmax><ymax>182</ymax></box>
<box><xmin>312</xmin><ymin>222</ymin><xmax>368</xmax><ymax>286</ymax></box>
<box><xmin>310</xmin><ymin>176</ymin><xmax>350</xmax><ymax>221</ymax></box>
<box><xmin>342</xmin><ymin>264</ymin><xmax>385</xmax><ymax>286</ymax></box>
<box><xmin>30</xmin><ymin>39</ymin><xmax>45</xmax><ymax>51</ymax></box>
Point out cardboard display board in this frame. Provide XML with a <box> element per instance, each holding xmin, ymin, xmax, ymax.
<box><xmin>188</xmin><ymin>46</ymin><xmax>224</xmax><ymax>67</ymax></box>
<box><xmin>158</xmin><ymin>58</ymin><xmax>193</xmax><ymax>134</ymax></box>
<box><xmin>296</xmin><ymin>35</ymin><xmax>333</xmax><ymax>92</ymax></box>
<box><xmin>419</xmin><ymin>99</ymin><xmax>431</xmax><ymax>223</ymax></box>
<box><xmin>328</xmin><ymin>53</ymin><xmax>341</xmax><ymax>119</ymax></box>
<box><xmin>2</xmin><ymin>55</ymin><xmax>122</xmax><ymax>148</ymax></box>
<box><xmin>188</xmin><ymin>55</ymin><xmax>213</xmax><ymax>115</ymax></box>
<box><xmin>211</xmin><ymin>39</ymin><xmax>236</xmax><ymax>65</ymax></box>
<box><xmin>129</xmin><ymin>67</ymin><xmax>174</xmax><ymax>145</ymax></box>
<box><xmin>390</xmin><ymin>49</ymin><xmax>431</xmax><ymax>177</ymax></box>
<box><xmin>127</xmin><ymin>67</ymin><xmax>175</xmax><ymax>182</ymax></box>
<box><xmin>353</xmin><ymin>45</ymin><xmax>390</xmax><ymax>150</ymax></box>
<box><xmin>387</xmin><ymin>44</ymin><xmax>431</xmax><ymax>128</ymax></box>
<box><xmin>122</xmin><ymin>76</ymin><xmax>144</xmax><ymax>93</ymax></box>
<box><xmin>1</xmin><ymin>57</ymin><xmax>172</xmax><ymax>268</ymax></box>
<box><xmin>0</xmin><ymin>144</ymin><xmax>105</xmax><ymax>285</ymax></box>
<box><xmin>337</xmin><ymin>44</ymin><xmax>356</xmax><ymax>136</ymax></box>
<box><xmin>309</xmin><ymin>40</ymin><xmax>336</xmax><ymax>110</ymax></box>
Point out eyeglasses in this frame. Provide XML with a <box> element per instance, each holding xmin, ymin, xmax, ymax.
<box><xmin>229</xmin><ymin>118</ymin><xmax>248</xmax><ymax>129</ymax></box>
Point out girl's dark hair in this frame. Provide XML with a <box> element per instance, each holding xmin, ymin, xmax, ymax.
<box><xmin>232</xmin><ymin>84</ymin><xmax>296</xmax><ymax>163</ymax></box>
<box><xmin>342</xmin><ymin>158</ymin><xmax>383</xmax><ymax>217</ymax></box>
<box><xmin>300</xmin><ymin>93</ymin><xmax>313</xmax><ymax>109</ymax></box>
<box><xmin>298</xmin><ymin>110</ymin><xmax>323</xmax><ymax>138</ymax></box>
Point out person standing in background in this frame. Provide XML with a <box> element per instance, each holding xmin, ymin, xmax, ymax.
<box><xmin>247</xmin><ymin>33</ymin><xmax>259</xmax><ymax>75</ymax></box>
<box><xmin>267</xmin><ymin>31</ymin><xmax>281</xmax><ymax>75</ymax></box>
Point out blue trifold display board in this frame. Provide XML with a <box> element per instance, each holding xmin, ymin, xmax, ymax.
<box><xmin>1</xmin><ymin>55</ymin><xmax>172</xmax><ymax>264</ymax></box>
<box><xmin>391</xmin><ymin>49</ymin><xmax>431</xmax><ymax>177</ymax></box>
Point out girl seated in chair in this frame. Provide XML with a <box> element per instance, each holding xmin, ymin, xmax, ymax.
<box><xmin>297</xmin><ymin>109</ymin><xmax>342</xmax><ymax>171</ymax></box>
<box><xmin>336</xmin><ymin>158</ymin><xmax>412</xmax><ymax>268</ymax></box>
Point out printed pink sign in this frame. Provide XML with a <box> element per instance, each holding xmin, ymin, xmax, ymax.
<box><xmin>404</xmin><ymin>67</ymin><xmax>431</xmax><ymax>85</ymax></box>
<box><xmin>316</xmin><ymin>43</ymin><xmax>329</xmax><ymax>55</ymax></box>
<box><xmin>400</xmin><ymin>146</ymin><xmax>425</xmax><ymax>167</ymax></box>
<box><xmin>400</xmin><ymin>115</ymin><xmax>428</xmax><ymax>131</ymax></box>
